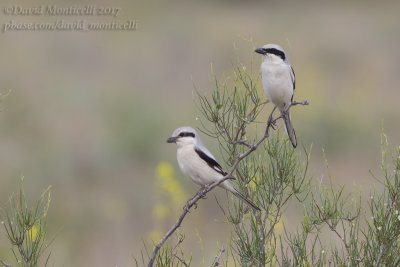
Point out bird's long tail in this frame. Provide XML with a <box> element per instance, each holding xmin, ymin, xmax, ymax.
<box><xmin>281</xmin><ymin>110</ymin><xmax>297</xmax><ymax>148</ymax></box>
<box><xmin>221</xmin><ymin>181</ymin><xmax>260</xmax><ymax>211</ymax></box>
<box><xmin>232</xmin><ymin>190</ymin><xmax>261</xmax><ymax>211</ymax></box>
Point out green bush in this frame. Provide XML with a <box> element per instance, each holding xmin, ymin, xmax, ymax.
<box><xmin>143</xmin><ymin>62</ymin><xmax>400</xmax><ymax>267</ymax></box>
<box><xmin>0</xmin><ymin>181</ymin><xmax>52</xmax><ymax>267</ymax></box>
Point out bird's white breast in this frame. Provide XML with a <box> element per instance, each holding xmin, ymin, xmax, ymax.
<box><xmin>260</xmin><ymin>62</ymin><xmax>293</xmax><ymax>110</ymax></box>
<box><xmin>176</xmin><ymin>144</ymin><xmax>223</xmax><ymax>186</ymax></box>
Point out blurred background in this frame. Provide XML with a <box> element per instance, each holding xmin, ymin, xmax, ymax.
<box><xmin>1</xmin><ymin>0</ymin><xmax>399</xmax><ymax>265</ymax></box>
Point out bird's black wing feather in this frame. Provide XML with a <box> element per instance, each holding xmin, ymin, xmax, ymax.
<box><xmin>195</xmin><ymin>147</ymin><xmax>227</xmax><ymax>176</ymax></box>
<box><xmin>290</xmin><ymin>66</ymin><xmax>296</xmax><ymax>90</ymax></box>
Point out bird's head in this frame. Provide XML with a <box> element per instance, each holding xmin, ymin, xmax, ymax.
<box><xmin>166</xmin><ymin>126</ymin><xmax>198</xmax><ymax>147</ymax></box>
<box><xmin>255</xmin><ymin>44</ymin><xmax>288</xmax><ymax>63</ymax></box>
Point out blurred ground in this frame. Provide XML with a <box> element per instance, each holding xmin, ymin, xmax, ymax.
<box><xmin>0</xmin><ymin>0</ymin><xmax>399</xmax><ymax>266</ymax></box>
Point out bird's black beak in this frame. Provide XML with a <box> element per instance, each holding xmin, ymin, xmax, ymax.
<box><xmin>255</xmin><ymin>48</ymin><xmax>266</xmax><ymax>55</ymax></box>
<box><xmin>166</xmin><ymin>136</ymin><xmax>177</xmax><ymax>143</ymax></box>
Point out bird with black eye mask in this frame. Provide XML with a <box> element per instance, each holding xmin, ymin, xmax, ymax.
<box><xmin>167</xmin><ymin>126</ymin><xmax>260</xmax><ymax>211</ymax></box>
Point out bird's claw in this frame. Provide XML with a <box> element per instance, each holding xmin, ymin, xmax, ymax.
<box><xmin>267</xmin><ymin>115</ymin><xmax>276</xmax><ymax>130</ymax></box>
<box><xmin>199</xmin><ymin>191</ymin><xmax>207</xmax><ymax>199</ymax></box>
<box><xmin>199</xmin><ymin>184</ymin><xmax>211</xmax><ymax>199</ymax></box>
<box><xmin>183</xmin><ymin>204</ymin><xmax>190</xmax><ymax>213</ymax></box>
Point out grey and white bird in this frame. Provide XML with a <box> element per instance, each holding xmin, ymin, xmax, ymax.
<box><xmin>166</xmin><ymin>126</ymin><xmax>260</xmax><ymax>211</ymax></box>
<box><xmin>255</xmin><ymin>44</ymin><xmax>297</xmax><ymax>147</ymax></box>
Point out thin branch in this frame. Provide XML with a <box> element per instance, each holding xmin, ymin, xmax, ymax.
<box><xmin>263</xmin><ymin>183</ymin><xmax>282</xmax><ymax>225</ymax></box>
<box><xmin>231</xmin><ymin>99</ymin><xmax>264</xmax><ymax>161</ymax></box>
<box><xmin>314</xmin><ymin>200</ymin><xmax>350</xmax><ymax>254</ymax></box>
<box><xmin>232</xmin><ymin>139</ymin><xmax>252</xmax><ymax>148</ymax></box>
<box><xmin>147</xmin><ymin>99</ymin><xmax>309</xmax><ymax>267</ymax></box>
<box><xmin>236</xmin><ymin>170</ymin><xmax>251</xmax><ymax>199</ymax></box>
<box><xmin>384</xmin><ymin>191</ymin><xmax>398</xmax><ymax>222</ymax></box>
<box><xmin>0</xmin><ymin>259</ymin><xmax>11</xmax><ymax>267</ymax></box>
<box><xmin>18</xmin><ymin>244</ymin><xmax>29</xmax><ymax>266</ymax></box>
<box><xmin>290</xmin><ymin>100</ymin><xmax>309</xmax><ymax>107</ymax></box>
<box><xmin>265</xmin><ymin>191</ymin><xmax>293</xmax><ymax>240</ymax></box>
<box><xmin>174</xmin><ymin>255</ymin><xmax>189</xmax><ymax>267</ymax></box>
<box><xmin>212</xmin><ymin>246</ymin><xmax>225</xmax><ymax>267</ymax></box>
<box><xmin>374</xmin><ymin>244</ymin><xmax>384</xmax><ymax>267</ymax></box>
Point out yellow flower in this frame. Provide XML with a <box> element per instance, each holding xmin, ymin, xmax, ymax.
<box><xmin>226</xmin><ymin>256</ymin><xmax>235</xmax><ymax>266</ymax></box>
<box><xmin>153</xmin><ymin>203</ymin><xmax>169</xmax><ymax>220</ymax></box>
<box><xmin>147</xmin><ymin>229</ymin><xmax>163</xmax><ymax>243</ymax></box>
<box><xmin>156</xmin><ymin>162</ymin><xmax>173</xmax><ymax>178</ymax></box>
<box><xmin>155</xmin><ymin>162</ymin><xmax>187</xmax><ymax>205</ymax></box>
<box><xmin>248</xmin><ymin>172</ymin><xmax>262</xmax><ymax>192</ymax></box>
<box><xmin>148</xmin><ymin>162</ymin><xmax>188</xmax><ymax>243</ymax></box>
<box><xmin>275</xmin><ymin>215</ymin><xmax>285</xmax><ymax>233</ymax></box>
<box><xmin>27</xmin><ymin>224</ymin><xmax>38</xmax><ymax>241</ymax></box>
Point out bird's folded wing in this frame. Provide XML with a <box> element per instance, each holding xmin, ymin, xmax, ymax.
<box><xmin>290</xmin><ymin>66</ymin><xmax>296</xmax><ymax>90</ymax></box>
<box><xmin>194</xmin><ymin>147</ymin><xmax>227</xmax><ymax>176</ymax></box>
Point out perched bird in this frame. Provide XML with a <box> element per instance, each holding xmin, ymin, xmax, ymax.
<box><xmin>255</xmin><ymin>44</ymin><xmax>297</xmax><ymax>147</ymax></box>
<box><xmin>167</xmin><ymin>126</ymin><xmax>260</xmax><ymax>211</ymax></box>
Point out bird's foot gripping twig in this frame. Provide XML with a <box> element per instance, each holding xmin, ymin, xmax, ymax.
<box><xmin>265</xmin><ymin>100</ymin><xmax>309</xmax><ymax>138</ymax></box>
<box><xmin>183</xmin><ymin>202</ymin><xmax>191</xmax><ymax>212</ymax></box>
<box><xmin>199</xmin><ymin>184</ymin><xmax>212</xmax><ymax>199</ymax></box>
<box><xmin>183</xmin><ymin>193</ymin><xmax>200</xmax><ymax>211</ymax></box>
<box><xmin>267</xmin><ymin>114</ymin><xmax>276</xmax><ymax>130</ymax></box>
<box><xmin>265</xmin><ymin>105</ymin><xmax>278</xmax><ymax>137</ymax></box>
<box><xmin>267</xmin><ymin>105</ymin><xmax>277</xmax><ymax>130</ymax></box>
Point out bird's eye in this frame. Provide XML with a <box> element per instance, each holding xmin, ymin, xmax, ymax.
<box><xmin>179</xmin><ymin>133</ymin><xmax>185</xmax><ymax>137</ymax></box>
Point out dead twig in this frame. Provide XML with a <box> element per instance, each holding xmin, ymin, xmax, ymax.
<box><xmin>212</xmin><ymin>246</ymin><xmax>225</xmax><ymax>267</ymax></box>
<box><xmin>0</xmin><ymin>259</ymin><xmax>11</xmax><ymax>267</ymax></box>
<box><xmin>290</xmin><ymin>100</ymin><xmax>309</xmax><ymax>106</ymax></box>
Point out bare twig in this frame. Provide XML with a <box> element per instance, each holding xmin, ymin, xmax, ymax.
<box><xmin>18</xmin><ymin>243</ymin><xmax>29</xmax><ymax>266</ymax></box>
<box><xmin>232</xmin><ymin>139</ymin><xmax>252</xmax><ymax>148</ymax></box>
<box><xmin>147</xmin><ymin>99</ymin><xmax>308</xmax><ymax>267</ymax></box>
<box><xmin>0</xmin><ymin>259</ymin><xmax>11</xmax><ymax>267</ymax></box>
<box><xmin>174</xmin><ymin>255</ymin><xmax>189</xmax><ymax>267</ymax></box>
<box><xmin>290</xmin><ymin>100</ymin><xmax>309</xmax><ymax>107</ymax></box>
<box><xmin>212</xmin><ymin>246</ymin><xmax>225</xmax><ymax>267</ymax></box>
